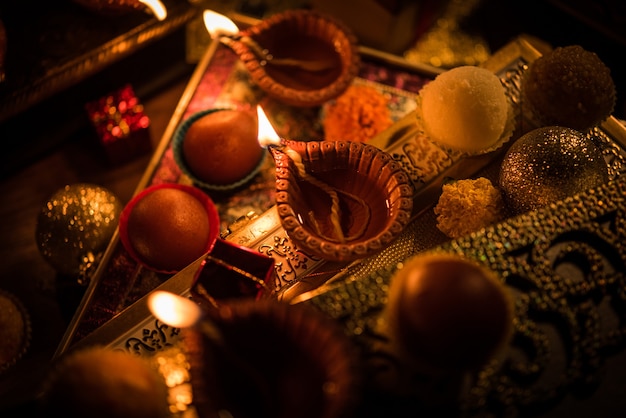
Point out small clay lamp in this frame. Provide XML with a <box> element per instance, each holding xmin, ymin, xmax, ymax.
<box><xmin>256</xmin><ymin>106</ymin><xmax>414</xmax><ymax>262</ymax></box>
<box><xmin>204</xmin><ymin>9</ymin><xmax>360</xmax><ymax>107</ymax></box>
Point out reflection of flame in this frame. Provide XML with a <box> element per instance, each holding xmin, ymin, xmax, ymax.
<box><xmin>140</xmin><ymin>0</ymin><xmax>167</xmax><ymax>21</ymax></box>
<box><xmin>257</xmin><ymin>105</ymin><xmax>281</xmax><ymax>147</ymax></box>
<box><xmin>147</xmin><ymin>290</ymin><xmax>202</xmax><ymax>328</ymax></box>
<box><xmin>203</xmin><ymin>9</ymin><xmax>239</xmax><ymax>38</ymax></box>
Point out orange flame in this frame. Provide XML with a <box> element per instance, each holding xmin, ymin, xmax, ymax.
<box><xmin>203</xmin><ymin>9</ymin><xmax>240</xmax><ymax>38</ymax></box>
<box><xmin>147</xmin><ymin>290</ymin><xmax>202</xmax><ymax>328</ymax></box>
<box><xmin>257</xmin><ymin>105</ymin><xmax>281</xmax><ymax>147</ymax></box>
<box><xmin>140</xmin><ymin>0</ymin><xmax>167</xmax><ymax>21</ymax></box>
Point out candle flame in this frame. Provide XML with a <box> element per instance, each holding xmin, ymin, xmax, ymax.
<box><xmin>257</xmin><ymin>105</ymin><xmax>281</xmax><ymax>147</ymax></box>
<box><xmin>140</xmin><ymin>0</ymin><xmax>167</xmax><ymax>21</ymax></box>
<box><xmin>203</xmin><ymin>10</ymin><xmax>240</xmax><ymax>38</ymax></box>
<box><xmin>147</xmin><ymin>290</ymin><xmax>202</xmax><ymax>328</ymax></box>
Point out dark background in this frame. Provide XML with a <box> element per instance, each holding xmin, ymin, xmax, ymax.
<box><xmin>1</xmin><ymin>0</ymin><xmax>625</xmax><ymax>416</ymax></box>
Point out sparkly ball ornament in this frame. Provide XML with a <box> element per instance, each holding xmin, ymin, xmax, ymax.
<box><xmin>499</xmin><ymin>126</ymin><xmax>609</xmax><ymax>214</ymax></box>
<box><xmin>36</xmin><ymin>184</ymin><xmax>122</xmax><ymax>278</ymax></box>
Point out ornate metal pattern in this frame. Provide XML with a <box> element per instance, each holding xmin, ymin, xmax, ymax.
<box><xmin>303</xmin><ymin>175</ymin><xmax>626</xmax><ymax>416</ymax></box>
<box><xmin>109</xmin><ymin>315</ymin><xmax>181</xmax><ymax>355</ymax></box>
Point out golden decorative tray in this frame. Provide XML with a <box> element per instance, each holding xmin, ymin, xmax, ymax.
<box><xmin>57</xmin><ymin>33</ymin><xmax>626</xmax><ymax>417</ymax></box>
<box><xmin>56</xmin><ymin>29</ymin><xmax>441</xmax><ymax>355</ymax></box>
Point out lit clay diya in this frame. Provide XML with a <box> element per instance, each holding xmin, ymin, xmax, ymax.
<box><xmin>226</xmin><ymin>9</ymin><xmax>360</xmax><ymax>107</ymax></box>
<box><xmin>271</xmin><ymin>140</ymin><xmax>414</xmax><ymax>262</ymax></box>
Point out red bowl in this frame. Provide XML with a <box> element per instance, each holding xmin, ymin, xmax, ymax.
<box><xmin>118</xmin><ymin>183</ymin><xmax>220</xmax><ymax>274</ymax></box>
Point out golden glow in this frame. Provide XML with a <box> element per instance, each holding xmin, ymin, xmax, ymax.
<box><xmin>256</xmin><ymin>105</ymin><xmax>281</xmax><ymax>147</ymax></box>
<box><xmin>140</xmin><ymin>0</ymin><xmax>167</xmax><ymax>21</ymax></box>
<box><xmin>203</xmin><ymin>10</ymin><xmax>240</xmax><ymax>38</ymax></box>
<box><xmin>147</xmin><ymin>291</ymin><xmax>202</xmax><ymax>328</ymax></box>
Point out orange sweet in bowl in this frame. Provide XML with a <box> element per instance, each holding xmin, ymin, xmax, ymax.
<box><xmin>119</xmin><ymin>184</ymin><xmax>220</xmax><ymax>273</ymax></box>
<box><xmin>173</xmin><ymin>109</ymin><xmax>267</xmax><ymax>191</ymax></box>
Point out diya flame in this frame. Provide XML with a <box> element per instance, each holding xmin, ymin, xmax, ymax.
<box><xmin>203</xmin><ymin>10</ymin><xmax>240</xmax><ymax>38</ymax></box>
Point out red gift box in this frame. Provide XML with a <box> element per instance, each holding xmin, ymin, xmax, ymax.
<box><xmin>191</xmin><ymin>239</ymin><xmax>276</xmax><ymax>311</ymax></box>
<box><xmin>85</xmin><ymin>84</ymin><xmax>152</xmax><ymax>165</ymax></box>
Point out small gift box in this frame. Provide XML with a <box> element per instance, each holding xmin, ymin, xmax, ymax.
<box><xmin>191</xmin><ymin>239</ymin><xmax>275</xmax><ymax>311</ymax></box>
<box><xmin>85</xmin><ymin>84</ymin><xmax>152</xmax><ymax>165</ymax></box>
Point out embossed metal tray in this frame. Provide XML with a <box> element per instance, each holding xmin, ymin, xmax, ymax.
<box><xmin>60</xmin><ymin>34</ymin><xmax>626</xmax><ymax>351</ymax></box>
<box><xmin>58</xmin><ymin>33</ymin><xmax>626</xmax><ymax>417</ymax></box>
<box><xmin>56</xmin><ymin>26</ymin><xmax>442</xmax><ymax>356</ymax></box>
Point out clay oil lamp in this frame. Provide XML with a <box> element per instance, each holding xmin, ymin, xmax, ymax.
<box><xmin>148</xmin><ymin>291</ymin><xmax>361</xmax><ymax>418</ymax></box>
<box><xmin>256</xmin><ymin>106</ymin><xmax>414</xmax><ymax>262</ymax></box>
<box><xmin>203</xmin><ymin>9</ymin><xmax>360</xmax><ymax>107</ymax></box>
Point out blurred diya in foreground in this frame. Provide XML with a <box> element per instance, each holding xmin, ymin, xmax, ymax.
<box><xmin>255</xmin><ymin>106</ymin><xmax>414</xmax><ymax>262</ymax></box>
<box><xmin>204</xmin><ymin>9</ymin><xmax>360</xmax><ymax>107</ymax></box>
<box><xmin>148</xmin><ymin>292</ymin><xmax>361</xmax><ymax>418</ymax></box>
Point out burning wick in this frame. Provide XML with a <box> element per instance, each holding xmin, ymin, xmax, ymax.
<box><xmin>147</xmin><ymin>290</ymin><xmax>273</xmax><ymax>403</ymax></box>
<box><xmin>202</xmin><ymin>10</ymin><xmax>335</xmax><ymax>72</ymax></box>
<box><xmin>148</xmin><ymin>290</ymin><xmax>203</xmax><ymax>328</ymax></box>
<box><xmin>256</xmin><ymin>106</ymin><xmax>344</xmax><ymax>242</ymax></box>
<box><xmin>139</xmin><ymin>0</ymin><xmax>167</xmax><ymax>21</ymax></box>
<box><xmin>148</xmin><ymin>290</ymin><xmax>223</xmax><ymax>344</ymax></box>
<box><xmin>203</xmin><ymin>10</ymin><xmax>268</xmax><ymax>57</ymax></box>
<box><xmin>256</xmin><ymin>106</ymin><xmax>372</xmax><ymax>243</ymax></box>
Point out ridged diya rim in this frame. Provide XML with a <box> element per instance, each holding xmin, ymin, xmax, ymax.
<box><xmin>232</xmin><ymin>9</ymin><xmax>360</xmax><ymax>107</ymax></box>
<box><xmin>274</xmin><ymin>140</ymin><xmax>414</xmax><ymax>262</ymax></box>
<box><xmin>173</xmin><ymin>108</ymin><xmax>267</xmax><ymax>192</ymax></box>
<box><xmin>0</xmin><ymin>289</ymin><xmax>32</xmax><ymax>375</ymax></box>
<box><xmin>118</xmin><ymin>183</ymin><xmax>221</xmax><ymax>274</ymax></box>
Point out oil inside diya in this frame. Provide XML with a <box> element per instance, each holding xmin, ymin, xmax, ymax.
<box><xmin>271</xmin><ymin>140</ymin><xmax>414</xmax><ymax>262</ymax></box>
<box><xmin>227</xmin><ymin>9</ymin><xmax>360</xmax><ymax>107</ymax></box>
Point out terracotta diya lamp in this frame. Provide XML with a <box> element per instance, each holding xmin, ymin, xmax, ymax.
<box><xmin>208</xmin><ymin>9</ymin><xmax>360</xmax><ymax>107</ymax></box>
<box><xmin>270</xmin><ymin>140</ymin><xmax>414</xmax><ymax>262</ymax></box>
<box><xmin>155</xmin><ymin>295</ymin><xmax>362</xmax><ymax>418</ymax></box>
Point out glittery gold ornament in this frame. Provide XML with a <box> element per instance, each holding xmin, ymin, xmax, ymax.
<box><xmin>36</xmin><ymin>184</ymin><xmax>122</xmax><ymax>278</ymax></box>
<box><xmin>499</xmin><ymin>126</ymin><xmax>609</xmax><ymax>214</ymax></box>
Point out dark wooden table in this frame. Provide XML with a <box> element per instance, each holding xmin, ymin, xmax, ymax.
<box><xmin>2</xmin><ymin>0</ymin><xmax>626</xmax><ymax>416</ymax></box>
<box><xmin>0</xmin><ymin>35</ymin><xmax>194</xmax><ymax>414</ymax></box>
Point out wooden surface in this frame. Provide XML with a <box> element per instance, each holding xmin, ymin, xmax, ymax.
<box><xmin>2</xmin><ymin>1</ymin><xmax>626</xmax><ymax>415</ymax></box>
<box><xmin>0</xmin><ymin>69</ymin><xmax>190</xmax><ymax>411</ymax></box>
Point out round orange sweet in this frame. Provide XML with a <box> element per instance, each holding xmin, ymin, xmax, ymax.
<box><xmin>125</xmin><ymin>187</ymin><xmax>211</xmax><ymax>272</ymax></box>
<box><xmin>182</xmin><ymin>110</ymin><xmax>263</xmax><ymax>186</ymax></box>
